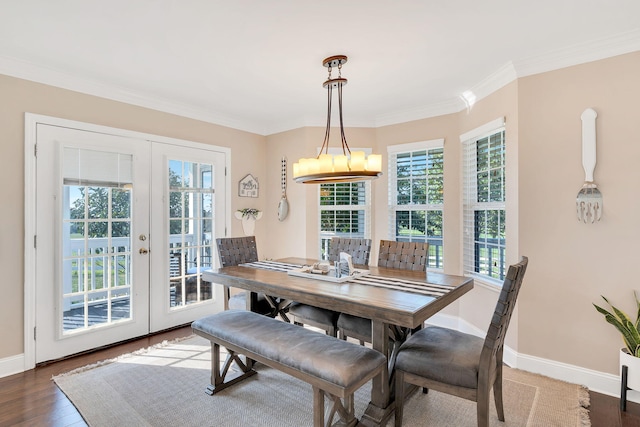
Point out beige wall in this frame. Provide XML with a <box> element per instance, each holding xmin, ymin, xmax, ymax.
<box><xmin>2</xmin><ymin>50</ymin><xmax>639</xmax><ymax>379</ymax></box>
<box><xmin>0</xmin><ymin>74</ymin><xmax>267</xmax><ymax>359</ymax></box>
<box><xmin>517</xmin><ymin>52</ymin><xmax>640</xmax><ymax>373</ymax></box>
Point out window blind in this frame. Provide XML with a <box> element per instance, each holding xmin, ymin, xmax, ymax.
<box><xmin>318</xmin><ymin>181</ymin><xmax>371</xmax><ymax>260</ymax></box>
<box><xmin>63</xmin><ymin>147</ymin><xmax>133</xmax><ymax>187</ymax></box>
<box><xmin>461</xmin><ymin>118</ymin><xmax>506</xmax><ymax>282</ymax></box>
<box><xmin>387</xmin><ymin>139</ymin><xmax>445</xmax><ymax>269</ymax></box>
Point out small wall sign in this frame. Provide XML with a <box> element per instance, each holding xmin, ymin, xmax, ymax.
<box><xmin>239</xmin><ymin>174</ymin><xmax>259</xmax><ymax>198</ymax></box>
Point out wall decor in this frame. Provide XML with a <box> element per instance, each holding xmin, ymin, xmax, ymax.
<box><xmin>278</xmin><ymin>157</ymin><xmax>289</xmax><ymax>221</ymax></box>
<box><xmin>576</xmin><ymin>108</ymin><xmax>602</xmax><ymax>223</ymax></box>
<box><xmin>239</xmin><ymin>173</ymin><xmax>259</xmax><ymax>198</ymax></box>
<box><xmin>235</xmin><ymin>208</ymin><xmax>262</xmax><ymax>236</ymax></box>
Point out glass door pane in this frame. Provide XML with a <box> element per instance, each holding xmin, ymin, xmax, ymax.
<box><xmin>168</xmin><ymin>159</ymin><xmax>214</xmax><ymax>307</ymax></box>
<box><xmin>149</xmin><ymin>142</ymin><xmax>226</xmax><ymax>332</ymax></box>
<box><xmin>62</xmin><ymin>180</ymin><xmax>133</xmax><ymax>332</ymax></box>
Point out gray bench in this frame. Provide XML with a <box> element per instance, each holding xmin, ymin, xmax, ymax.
<box><xmin>192</xmin><ymin>310</ymin><xmax>387</xmax><ymax>427</ymax></box>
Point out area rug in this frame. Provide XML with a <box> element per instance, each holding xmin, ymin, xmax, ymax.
<box><xmin>53</xmin><ymin>335</ymin><xmax>590</xmax><ymax>427</ymax></box>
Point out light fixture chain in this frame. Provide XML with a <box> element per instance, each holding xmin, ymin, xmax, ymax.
<box><xmin>338</xmin><ymin>83</ymin><xmax>349</xmax><ymax>156</ymax></box>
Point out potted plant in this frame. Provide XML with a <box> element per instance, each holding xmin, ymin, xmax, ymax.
<box><xmin>593</xmin><ymin>293</ymin><xmax>640</xmax><ymax>408</ymax></box>
<box><xmin>234</xmin><ymin>208</ymin><xmax>262</xmax><ymax>236</ymax></box>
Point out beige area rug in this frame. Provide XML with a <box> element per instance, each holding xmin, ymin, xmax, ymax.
<box><xmin>54</xmin><ymin>335</ymin><xmax>590</xmax><ymax>427</ymax></box>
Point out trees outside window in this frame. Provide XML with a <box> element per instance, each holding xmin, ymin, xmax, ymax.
<box><xmin>319</xmin><ymin>181</ymin><xmax>370</xmax><ymax>260</ymax></box>
<box><xmin>462</xmin><ymin>121</ymin><xmax>506</xmax><ymax>282</ymax></box>
<box><xmin>388</xmin><ymin>140</ymin><xmax>444</xmax><ymax>269</ymax></box>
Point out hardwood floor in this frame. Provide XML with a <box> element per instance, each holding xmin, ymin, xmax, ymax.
<box><xmin>0</xmin><ymin>326</ymin><xmax>639</xmax><ymax>426</ymax></box>
<box><xmin>0</xmin><ymin>325</ymin><xmax>193</xmax><ymax>427</ymax></box>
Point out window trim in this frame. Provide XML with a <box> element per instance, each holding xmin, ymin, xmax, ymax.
<box><xmin>460</xmin><ymin>118</ymin><xmax>506</xmax><ymax>286</ymax></box>
<box><xmin>387</xmin><ymin>138</ymin><xmax>445</xmax><ymax>271</ymax></box>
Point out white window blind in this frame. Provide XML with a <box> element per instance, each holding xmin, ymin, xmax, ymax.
<box><xmin>63</xmin><ymin>147</ymin><xmax>133</xmax><ymax>187</ymax></box>
<box><xmin>461</xmin><ymin>118</ymin><xmax>506</xmax><ymax>282</ymax></box>
<box><xmin>388</xmin><ymin>139</ymin><xmax>444</xmax><ymax>269</ymax></box>
<box><xmin>319</xmin><ymin>181</ymin><xmax>371</xmax><ymax>260</ymax></box>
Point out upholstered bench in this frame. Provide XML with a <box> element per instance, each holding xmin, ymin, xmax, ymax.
<box><xmin>192</xmin><ymin>310</ymin><xmax>386</xmax><ymax>427</ymax></box>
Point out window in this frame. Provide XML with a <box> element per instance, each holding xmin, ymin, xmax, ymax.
<box><xmin>388</xmin><ymin>139</ymin><xmax>444</xmax><ymax>269</ymax></box>
<box><xmin>319</xmin><ymin>181</ymin><xmax>370</xmax><ymax>260</ymax></box>
<box><xmin>462</xmin><ymin>118</ymin><xmax>506</xmax><ymax>282</ymax></box>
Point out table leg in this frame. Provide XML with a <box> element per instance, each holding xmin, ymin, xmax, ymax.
<box><xmin>360</xmin><ymin>320</ymin><xmax>393</xmax><ymax>427</ymax></box>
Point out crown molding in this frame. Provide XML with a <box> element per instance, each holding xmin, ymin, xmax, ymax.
<box><xmin>0</xmin><ymin>55</ymin><xmax>267</xmax><ymax>135</ymax></box>
<box><xmin>371</xmin><ymin>61</ymin><xmax>517</xmax><ymax>127</ymax></box>
<box><xmin>374</xmin><ymin>97</ymin><xmax>465</xmax><ymax>128</ymax></box>
<box><xmin>514</xmin><ymin>28</ymin><xmax>640</xmax><ymax>78</ymax></box>
<box><xmin>466</xmin><ymin>62</ymin><xmax>518</xmax><ymax>104</ymax></box>
<box><xmin>2</xmin><ymin>29</ymin><xmax>639</xmax><ymax>136</ymax></box>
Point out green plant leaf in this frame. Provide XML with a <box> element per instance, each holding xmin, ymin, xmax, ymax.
<box><xmin>594</xmin><ymin>296</ymin><xmax>640</xmax><ymax>357</ymax></box>
<box><xmin>635</xmin><ymin>291</ymin><xmax>640</xmax><ymax>331</ymax></box>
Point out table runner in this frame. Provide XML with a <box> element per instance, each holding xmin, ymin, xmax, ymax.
<box><xmin>347</xmin><ymin>275</ymin><xmax>454</xmax><ymax>297</ymax></box>
<box><xmin>241</xmin><ymin>261</ymin><xmax>454</xmax><ymax>297</ymax></box>
<box><xmin>240</xmin><ymin>260</ymin><xmax>303</xmax><ymax>272</ymax></box>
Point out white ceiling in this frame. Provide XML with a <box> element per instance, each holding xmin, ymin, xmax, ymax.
<box><xmin>1</xmin><ymin>1</ymin><xmax>639</xmax><ymax>135</ymax></box>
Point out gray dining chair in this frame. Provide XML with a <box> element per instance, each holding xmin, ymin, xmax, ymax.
<box><xmin>216</xmin><ymin>236</ymin><xmax>273</xmax><ymax>316</ymax></box>
<box><xmin>394</xmin><ymin>256</ymin><xmax>529</xmax><ymax>427</ymax></box>
<box><xmin>288</xmin><ymin>237</ymin><xmax>372</xmax><ymax>337</ymax></box>
<box><xmin>338</xmin><ymin>240</ymin><xmax>429</xmax><ymax>344</ymax></box>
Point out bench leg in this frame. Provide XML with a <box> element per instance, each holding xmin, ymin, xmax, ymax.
<box><xmin>313</xmin><ymin>386</ymin><xmax>324</xmax><ymax>427</ymax></box>
<box><xmin>314</xmin><ymin>388</ymin><xmax>357</xmax><ymax>427</ymax></box>
<box><xmin>205</xmin><ymin>343</ymin><xmax>257</xmax><ymax>395</ymax></box>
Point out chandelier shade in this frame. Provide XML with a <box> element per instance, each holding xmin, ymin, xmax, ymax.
<box><xmin>292</xmin><ymin>55</ymin><xmax>382</xmax><ymax>184</ymax></box>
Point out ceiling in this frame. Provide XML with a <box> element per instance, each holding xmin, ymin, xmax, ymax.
<box><xmin>1</xmin><ymin>1</ymin><xmax>639</xmax><ymax>135</ymax></box>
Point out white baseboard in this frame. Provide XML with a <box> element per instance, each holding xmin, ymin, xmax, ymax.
<box><xmin>0</xmin><ymin>353</ymin><xmax>25</xmax><ymax>379</ymax></box>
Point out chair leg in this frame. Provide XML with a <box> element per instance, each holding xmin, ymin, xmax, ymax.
<box><xmin>494</xmin><ymin>371</ymin><xmax>505</xmax><ymax>421</ymax></box>
<box><xmin>477</xmin><ymin>387</ymin><xmax>490</xmax><ymax>427</ymax></box>
<box><xmin>395</xmin><ymin>371</ymin><xmax>405</xmax><ymax>427</ymax></box>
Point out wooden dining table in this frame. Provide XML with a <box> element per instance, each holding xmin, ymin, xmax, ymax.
<box><xmin>202</xmin><ymin>257</ymin><xmax>473</xmax><ymax>427</ymax></box>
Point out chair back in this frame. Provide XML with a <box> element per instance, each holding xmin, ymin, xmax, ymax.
<box><xmin>328</xmin><ymin>237</ymin><xmax>371</xmax><ymax>266</ymax></box>
<box><xmin>479</xmin><ymin>256</ymin><xmax>529</xmax><ymax>371</ymax></box>
<box><xmin>216</xmin><ymin>236</ymin><xmax>259</xmax><ymax>267</ymax></box>
<box><xmin>377</xmin><ymin>240</ymin><xmax>429</xmax><ymax>271</ymax></box>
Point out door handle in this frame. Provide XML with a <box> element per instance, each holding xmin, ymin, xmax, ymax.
<box><xmin>139</xmin><ymin>248</ymin><xmax>149</xmax><ymax>255</ymax></box>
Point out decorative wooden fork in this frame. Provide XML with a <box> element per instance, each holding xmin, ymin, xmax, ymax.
<box><xmin>576</xmin><ymin>108</ymin><xmax>602</xmax><ymax>223</ymax></box>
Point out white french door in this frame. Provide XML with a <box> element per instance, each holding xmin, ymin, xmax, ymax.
<box><xmin>148</xmin><ymin>142</ymin><xmax>226</xmax><ymax>332</ymax></box>
<box><xmin>33</xmin><ymin>122</ymin><xmax>226</xmax><ymax>363</ymax></box>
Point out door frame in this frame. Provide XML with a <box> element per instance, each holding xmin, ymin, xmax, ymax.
<box><xmin>24</xmin><ymin>113</ymin><xmax>231</xmax><ymax>370</ymax></box>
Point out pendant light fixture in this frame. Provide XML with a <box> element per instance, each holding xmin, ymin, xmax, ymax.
<box><xmin>292</xmin><ymin>55</ymin><xmax>382</xmax><ymax>184</ymax></box>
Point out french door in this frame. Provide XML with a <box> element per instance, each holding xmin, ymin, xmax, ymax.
<box><xmin>148</xmin><ymin>142</ymin><xmax>226</xmax><ymax>331</ymax></box>
<box><xmin>34</xmin><ymin>122</ymin><xmax>226</xmax><ymax>363</ymax></box>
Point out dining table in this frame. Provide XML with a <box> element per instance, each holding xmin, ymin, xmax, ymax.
<box><xmin>202</xmin><ymin>257</ymin><xmax>474</xmax><ymax>427</ymax></box>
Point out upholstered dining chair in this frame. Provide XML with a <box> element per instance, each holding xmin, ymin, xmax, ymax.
<box><xmin>393</xmin><ymin>256</ymin><xmax>529</xmax><ymax>427</ymax></box>
<box><xmin>215</xmin><ymin>236</ymin><xmax>273</xmax><ymax>316</ymax></box>
<box><xmin>338</xmin><ymin>240</ymin><xmax>430</xmax><ymax>344</ymax></box>
<box><xmin>288</xmin><ymin>237</ymin><xmax>372</xmax><ymax>337</ymax></box>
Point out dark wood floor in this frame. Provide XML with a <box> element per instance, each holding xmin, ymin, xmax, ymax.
<box><xmin>1</xmin><ymin>325</ymin><xmax>639</xmax><ymax>426</ymax></box>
